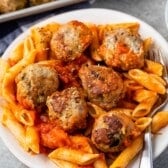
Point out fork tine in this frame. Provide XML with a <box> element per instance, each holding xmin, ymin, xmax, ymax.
<box><xmin>157</xmin><ymin>49</ymin><xmax>168</xmax><ymax>82</ymax></box>
<box><xmin>148</xmin><ymin>48</ymin><xmax>168</xmax><ymax>80</ymax></box>
<box><xmin>159</xmin><ymin>50</ymin><xmax>168</xmax><ymax>79</ymax></box>
<box><xmin>147</xmin><ymin>49</ymin><xmax>154</xmax><ymax>60</ymax></box>
<box><xmin>148</xmin><ymin>48</ymin><xmax>160</xmax><ymax>63</ymax></box>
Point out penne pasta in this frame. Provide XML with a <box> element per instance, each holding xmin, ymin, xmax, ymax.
<box><xmin>152</xmin><ymin>111</ymin><xmax>168</xmax><ymax>133</ymax></box>
<box><xmin>8</xmin><ymin>42</ymin><xmax>24</xmax><ymax>66</ymax></box>
<box><xmin>5</xmin><ymin>102</ymin><xmax>36</xmax><ymax>126</ymax></box>
<box><xmin>109</xmin><ymin>135</ymin><xmax>143</xmax><ymax>168</ymax></box>
<box><xmin>50</xmin><ymin>159</ymin><xmax>79</xmax><ymax>168</ymax></box>
<box><xmin>0</xmin><ymin>58</ymin><xmax>10</xmax><ymax>96</ymax></box>
<box><xmin>128</xmin><ymin>69</ymin><xmax>166</xmax><ymax>94</ymax></box>
<box><xmin>93</xmin><ymin>154</ymin><xmax>108</xmax><ymax>168</ymax></box>
<box><xmin>87</xmin><ymin>102</ymin><xmax>106</xmax><ymax>118</ymax></box>
<box><xmin>70</xmin><ymin>135</ymin><xmax>93</xmax><ymax>153</ymax></box>
<box><xmin>132</xmin><ymin>95</ymin><xmax>158</xmax><ymax>117</ymax></box>
<box><xmin>13</xmin><ymin>105</ymin><xmax>35</xmax><ymax>126</ymax></box>
<box><xmin>1</xmin><ymin>106</ymin><xmax>28</xmax><ymax>151</ymax></box>
<box><xmin>150</xmin><ymin>73</ymin><xmax>166</xmax><ymax>86</ymax></box>
<box><xmin>87</xmin><ymin>23</ymin><xmax>102</xmax><ymax>62</ymax></box>
<box><xmin>133</xmin><ymin>89</ymin><xmax>157</xmax><ymax>103</ymax></box>
<box><xmin>135</xmin><ymin>117</ymin><xmax>152</xmax><ymax>132</ymax></box>
<box><xmin>124</xmin><ymin>79</ymin><xmax>144</xmax><ymax>91</ymax></box>
<box><xmin>26</xmin><ymin>126</ymin><xmax>40</xmax><ymax>154</ymax></box>
<box><xmin>144</xmin><ymin>59</ymin><xmax>163</xmax><ymax>76</ymax></box>
<box><xmin>48</xmin><ymin>147</ymin><xmax>100</xmax><ymax>166</ymax></box>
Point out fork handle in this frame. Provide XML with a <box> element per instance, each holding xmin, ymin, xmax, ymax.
<box><xmin>139</xmin><ymin>130</ymin><xmax>153</xmax><ymax>168</ymax></box>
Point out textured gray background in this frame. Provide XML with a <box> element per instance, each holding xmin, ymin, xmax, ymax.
<box><xmin>0</xmin><ymin>0</ymin><xmax>168</xmax><ymax>167</ymax></box>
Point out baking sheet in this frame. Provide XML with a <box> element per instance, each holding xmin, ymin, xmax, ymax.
<box><xmin>0</xmin><ymin>0</ymin><xmax>88</xmax><ymax>23</ymax></box>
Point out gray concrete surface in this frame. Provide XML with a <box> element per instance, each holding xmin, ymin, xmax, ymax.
<box><xmin>0</xmin><ymin>0</ymin><xmax>168</xmax><ymax>167</ymax></box>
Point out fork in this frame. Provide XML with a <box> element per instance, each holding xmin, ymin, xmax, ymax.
<box><xmin>139</xmin><ymin>48</ymin><xmax>168</xmax><ymax>168</ymax></box>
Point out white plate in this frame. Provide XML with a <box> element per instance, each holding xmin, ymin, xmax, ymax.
<box><xmin>1</xmin><ymin>8</ymin><xmax>168</xmax><ymax>168</ymax></box>
<box><xmin>0</xmin><ymin>0</ymin><xmax>88</xmax><ymax>23</ymax></box>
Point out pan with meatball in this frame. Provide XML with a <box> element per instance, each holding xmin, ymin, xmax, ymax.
<box><xmin>0</xmin><ymin>0</ymin><xmax>54</xmax><ymax>14</ymax></box>
<box><xmin>79</xmin><ymin>64</ymin><xmax>125</xmax><ymax>110</ymax></box>
<box><xmin>0</xmin><ymin>0</ymin><xmax>27</xmax><ymax>13</ymax></box>
<box><xmin>97</xmin><ymin>28</ymin><xmax>145</xmax><ymax>71</ymax></box>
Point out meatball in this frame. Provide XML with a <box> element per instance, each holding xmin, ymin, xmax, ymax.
<box><xmin>79</xmin><ymin>65</ymin><xmax>125</xmax><ymax>110</ymax></box>
<box><xmin>98</xmin><ymin>28</ymin><xmax>144</xmax><ymax>70</ymax></box>
<box><xmin>0</xmin><ymin>0</ymin><xmax>27</xmax><ymax>13</ymax></box>
<box><xmin>91</xmin><ymin>111</ymin><xmax>140</xmax><ymax>152</ymax></box>
<box><xmin>50</xmin><ymin>20</ymin><xmax>92</xmax><ymax>62</ymax></box>
<box><xmin>46</xmin><ymin>87</ymin><xmax>88</xmax><ymax>133</ymax></box>
<box><xmin>15</xmin><ymin>63</ymin><xmax>59</xmax><ymax>111</ymax></box>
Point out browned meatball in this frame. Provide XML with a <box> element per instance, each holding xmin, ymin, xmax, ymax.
<box><xmin>46</xmin><ymin>87</ymin><xmax>88</xmax><ymax>133</ymax></box>
<box><xmin>79</xmin><ymin>65</ymin><xmax>125</xmax><ymax>110</ymax></box>
<box><xmin>91</xmin><ymin>111</ymin><xmax>140</xmax><ymax>152</ymax></box>
<box><xmin>15</xmin><ymin>63</ymin><xmax>59</xmax><ymax>111</ymax></box>
<box><xmin>50</xmin><ymin>20</ymin><xmax>92</xmax><ymax>62</ymax></box>
<box><xmin>98</xmin><ymin>28</ymin><xmax>144</xmax><ymax>70</ymax></box>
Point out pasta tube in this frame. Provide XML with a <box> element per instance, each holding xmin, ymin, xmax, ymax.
<box><xmin>128</xmin><ymin>69</ymin><xmax>166</xmax><ymax>94</ymax></box>
<box><xmin>94</xmin><ymin>154</ymin><xmax>108</xmax><ymax>168</ymax></box>
<box><xmin>152</xmin><ymin>111</ymin><xmax>168</xmax><ymax>133</ymax></box>
<box><xmin>1</xmin><ymin>106</ymin><xmax>28</xmax><ymax>151</ymax></box>
<box><xmin>48</xmin><ymin>147</ymin><xmax>99</xmax><ymax>166</ymax></box>
<box><xmin>144</xmin><ymin>59</ymin><xmax>163</xmax><ymax>76</ymax></box>
<box><xmin>50</xmin><ymin>159</ymin><xmax>79</xmax><ymax>168</ymax></box>
<box><xmin>132</xmin><ymin>95</ymin><xmax>158</xmax><ymax>117</ymax></box>
<box><xmin>135</xmin><ymin>117</ymin><xmax>152</xmax><ymax>132</ymax></box>
<box><xmin>109</xmin><ymin>135</ymin><xmax>143</xmax><ymax>168</ymax></box>
<box><xmin>87</xmin><ymin>102</ymin><xmax>106</xmax><ymax>118</ymax></box>
<box><xmin>70</xmin><ymin>135</ymin><xmax>93</xmax><ymax>153</ymax></box>
<box><xmin>0</xmin><ymin>58</ymin><xmax>10</xmax><ymax>96</ymax></box>
<box><xmin>26</xmin><ymin>126</ymin><xmax>40</xmax><ymax>153</ymax></box>
<box><xmin>133</xmin><ymin>89</ymin><xmax>157</xmax><ymax>103</ymax></box>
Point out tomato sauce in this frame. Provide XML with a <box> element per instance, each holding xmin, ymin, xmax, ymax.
<box><xmin>37</xmin><ymin>117</ymin><xmax>71</xmax><ymax>151</ymax></box>
<box><xmin>54</xmin><ymin>54</ymin><xmax>89</xmax><ymax>88</ymax></box>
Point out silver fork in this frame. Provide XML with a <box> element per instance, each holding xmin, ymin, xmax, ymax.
<box><xmin>139</xmin><ymin>48</ymin><xmax>168</xmax><ymax>168</ymax></box>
